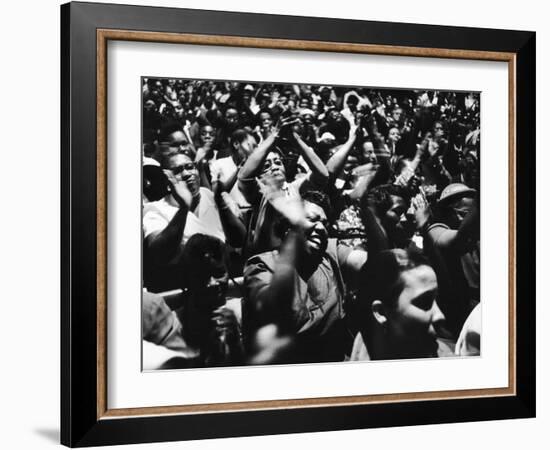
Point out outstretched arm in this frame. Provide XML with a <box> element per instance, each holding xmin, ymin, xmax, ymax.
<box><xmin>238</xmin><ymin>117</ymin><xmax>298</xmax><ymax>203</ymax></box>
<box><xmin>243</xmin><ymin>178</ymin><xmax>311</xmax><ymax>333</ymax></box>
<box><xmin>292</xmin><ymin>131</ymin><xmax>329</xmax><ymax>188</ymax></box>
<box><xmin>348</xmin><ymin>163</ymin><xmax>378</xmax><ymax>201</ymax></box>
<box><xmin>431</xmin><ymin>197</ymin><xmax>479</xmax><ymax>253</ymax></box>
<box><xmin>414</xmin><ymin>193</ymin><xmax>479</xmax><ymax>254</ymax></box>
<box><xmin>325</xmin><ymin>121</ymin><xmax>358</xmax><ymax>177</ymax></box>
<box><xmin>362</xmin><ymin>204</ymin><xmax>391</xmax><ymax>255</ymax></box>
<box><xmin>211</xmin><ymin>173</ymin><xmax>246</xmax><ymax>248</ymax></box>
<box><xmin>262</xmin><ymin>179</ymin><xmax>314</xmax><ymax>331</ymax></box>
<box><xmin>238</xmin><ymin>130</ymin><xmax>278</xmax><ymax>181</ymax></box>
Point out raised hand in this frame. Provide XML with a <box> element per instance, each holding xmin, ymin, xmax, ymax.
<box><xmin>274</xmin><ymin>115</ymin><xmax>300</xmax><ymax>135</ymax></box>
<box><xmin>210</xmin><ymin>167</ymin><xmax>224</xmax><ymax>200</ymax></box>
<box><xmin>351</xmin><ymin>162</ymin><xmax>378</xmax><ymax>179</ymax></box>
<box><xmin>348</xmin><ymin>120</ymin><xmax>359</xmax><ymax>139</ymax></box>
<box><xmin>411</xmin><ymin>192</ymin><xmax>431</xmax><ymax>229</ymax></box>
<box><xmin>270</xmin><ymin>90</ymin><xmax>280</xmax><ymax>105</ymax></box>
<box><xmin>427</xmin><ymin>139</ymin><xmax>440</xmax><ymax>157</ymax></box>
<box><xmin>415</xmin><ymin>132</ymin><xmax>432</xmax><ymax>160</ymax></box>
<box><xmin>291</xmin><ymin>130</ymin><xmax>304</xmax><ymax>144</ymax></box>
<box><xmin>212</xmin><ymin>306</ymin><xmax>241</xmax><ymax>344</ymax></box>
<box><xmin>163</xmin><ymin>169</ymin><xmax>193</xmax><ymax>210</ymax></box>
<box><xmin>259</xmin><ymin>173</ymin><xmax>313</xmax><ymax>231</ymax></box>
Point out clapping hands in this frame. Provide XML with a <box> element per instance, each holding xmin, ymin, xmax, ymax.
<box><xmin>164</xmin><ymin>169</ymin><xmax>194</xmax><ymax>209</ymax></box>
<box><xmin>259</xmin><ymin>174</ymin><xmax>313</xmax><ymax>232</ymax></box>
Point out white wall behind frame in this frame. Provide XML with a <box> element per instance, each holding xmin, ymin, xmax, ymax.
<box><xmin>0</xmin><ymin>1</ymin><xmax>545</xmax><ymax>450</ymax></box>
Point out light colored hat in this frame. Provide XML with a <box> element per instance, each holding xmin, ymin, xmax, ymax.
<box><xmin>438</xmin><ymin>183</ymin><xmax>476</xmax><ymax>206</ymax></box>
<box><xmin>318</xmin><ymin>132</ymin><xmax>336</xmax><ymax>142</ymax></box>
<box><xmin>299</xmin><ymin>108</ymin><xmax>315</xmax><ymax>117</ymax></box>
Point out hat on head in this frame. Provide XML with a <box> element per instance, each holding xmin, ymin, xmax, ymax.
<box><xmin>318</xmin><ymin>132</ymin><xmax>336</xmax><ymax>143</ymax></box>
<box><xmin>299</xmin><ymin>108</ymin><xmax>315</xmax><ymax>117</ymax></box>
<box><xmin>437</xmin><ymin>183</ymin><xmax>476</xmax><ymax>207</ymax></box>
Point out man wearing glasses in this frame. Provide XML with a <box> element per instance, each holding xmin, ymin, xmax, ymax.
<box><xmin>143</xmin><ymin>151</ymin><xmax>245</xmax><ymax>291</ymax></box>
<box><xmin>415</xmin><ymin>183</ymin><xmax>479</xmax><ymax>337</ymax></box>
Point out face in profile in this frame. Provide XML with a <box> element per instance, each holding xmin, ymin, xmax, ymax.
<box><xmin>434</xmin><ymin>122</ymin><xmax>445</xmax><ymax>138</ymax></box>
<box><xmin>167</xmin><ymin>130</ymin><xmax>188</xmax><ymax>148</ymax></box>
<box><xmin>238</xmin><ymin>134</ymin><xmax>257</xmax><ymax>158</ymax></box>
<box><xmin>174</xmin><ymin>102</ymin><xmax>184</xmax><ymax>119</ymax></box>
<box><xmin>379</xmin><ymin>265</ymin><xmax>444</xmax><ymax>358</ymax></box>
<box><xmin>302</xmin><ymin>201</ymin><xmax>329</xmax><ymax>258</ymax></box>
<box><xmin>448</xmin><ymin>196</ymin><xmax>474</xmax><ymax>229</ymax></box>
<box><xmin>383</xmin><ymin>195</ymin><xmax>412</xmax><ymax>246</ymax></box>
<box><xmin>192</xmin><ymin>264</ymin><xmax>229</xmax><ymax>313</ymax></box>
<box><xmin>166</xmin><ymin>153</ymin><xmax>200</xmax><ymax>197</ymax></box>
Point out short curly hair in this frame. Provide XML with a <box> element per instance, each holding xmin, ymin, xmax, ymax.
<box><xmin>361</xmin><ymin>183</ymin><xmax>410</xmax><ymax>218</ymax></box>
<box><xmin>359</xmin><ymin>248</ymin><xmax>430</xmax><ymax>309</ymax></box>
<box><xmin>180</xmin><ymin>234</ymin><xmax>228</xmax><ymax>290</ymax></box>
<box><xmin>272</xmin><ymin>190</ymin><xmax>333</xmax><ymax>240</ymax></box>
<box><xmin>301</xmin><ymin>189</ymin><xmax>332</xmax><ymax>219</ymax></box>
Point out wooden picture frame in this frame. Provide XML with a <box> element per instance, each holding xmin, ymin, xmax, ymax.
<box><xmin>61</xmin><ymin>1</ymin><xmax>535</xmax><ymax>446</ymax></box>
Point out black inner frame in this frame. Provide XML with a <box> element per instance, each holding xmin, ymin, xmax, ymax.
<box><xmin>61</xmin><ymin>2</ymin><xmax>535</xmax><ymax>447</ymax></box>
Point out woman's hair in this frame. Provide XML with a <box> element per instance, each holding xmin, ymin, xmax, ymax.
<box><xmin>357</xmin><ymin>249</ymin><xmax>437</xmax><ymax>359</ymax></box>
<box><xmin>230</xmin><ymin>128</ymin><xmax>254</xmax><ymax>148</ymax></box>
<box><xmin>359</xmin><ymin>248</ymin><xmax>430</xmax><ymax>310</ymax></box>
<box><xmin>301</xmin><ymin>189</ymin><xmax>332</xmax><ymax>219</ymax></box>
<box><xmin>180</xmin><ymin>234</ymin><xmax>228</xmax><ymax>290</ymax></box>
<box><xmin>360</xmin><ymin>183</ymin><xmax>409</xmax><ymax>218</ymax></box>
<box><xmin>272</xmin><ymin>190</ymin><xmax>332</xmax><ymax>240</ymax></box>
<box><xmin>158</xmin><ymin>120</ymin><xmax>182</xmax><ymax>141</ymax></box>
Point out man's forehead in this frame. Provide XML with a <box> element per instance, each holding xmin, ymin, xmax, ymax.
<box><xmin>390</xmin><ymin>194</ymin><xmax>406</xmax><ymax>206</ymax></box>
<box><xmin>169</xmin><ymin>130</ymin><xmax>187</xmax><ymax>141</ymax></box>
<box><xmin>168</xmin><ymin>153</ymin><xmax>192</xmax><ymax>166</ymax></box>
<box><xmin>399</xmin><ymin>266</ymin><xmax>437</xmax><ymax>297</ymax></box>
<box><xmin>452</xmin><ymin>196</ymin><xmax>474</xmax><ymax>208</ymax></box>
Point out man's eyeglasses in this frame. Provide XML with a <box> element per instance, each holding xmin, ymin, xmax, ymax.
<box><xmin>170</xmin><ymin>162</ymin><xmax>196</xmax><ymax>175</ymax></box>
<box><xmin>170</xmin><ymin>140</ymin><xmax>188</xmax><ymax>147</ymax></box>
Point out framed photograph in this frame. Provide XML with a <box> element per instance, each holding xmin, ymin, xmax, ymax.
<box><xmin>61</xmin><ymin>1</ymin><xmax>535</xmax><ymax>447</ymax></box>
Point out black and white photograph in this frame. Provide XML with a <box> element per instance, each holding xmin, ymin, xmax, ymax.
<box><xmin>141</xmin><ymin>78</ymin><xmax>481</xmax><ymax>369</ymax></box>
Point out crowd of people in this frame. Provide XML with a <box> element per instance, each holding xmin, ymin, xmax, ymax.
<box><xmin>141</xmin><ymin>78</ymin><xmax>481</xmax><ymax>369</ymax></box>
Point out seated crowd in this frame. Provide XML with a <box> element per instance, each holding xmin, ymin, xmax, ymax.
<box><xmin>141</xmin><ymin>78</ymin><xmax>481</xmax><ymax>369</ymax></box>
